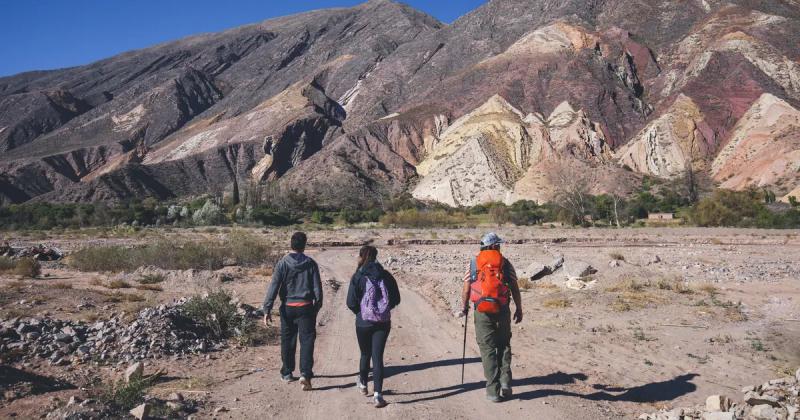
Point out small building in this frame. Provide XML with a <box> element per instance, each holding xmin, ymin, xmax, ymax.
<box><xmin>648</xmin><ymin>212</ymin><xmax>675</xmax><ymax>221</ymax></box>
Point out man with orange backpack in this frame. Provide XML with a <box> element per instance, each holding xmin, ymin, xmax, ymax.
<box><xmin>459</xmin><ymin>232</ymin><xmax>523</xmax><ymax>402</ymax></box>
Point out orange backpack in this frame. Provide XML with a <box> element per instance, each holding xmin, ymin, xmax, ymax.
<box><xmin>469</xmin><ymin>250</ymin><xmax>510</xmax><ymax>313</ymax></box>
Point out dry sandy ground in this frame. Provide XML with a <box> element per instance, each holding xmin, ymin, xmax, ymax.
<box><xmin>1</xmin><ymin>227</ymin><xmax>799</xmax><ymax>419</ymax></box>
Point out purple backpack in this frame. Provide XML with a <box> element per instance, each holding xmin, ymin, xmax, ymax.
<box><xmin>360</xmin><ymin>276</ymin><xmax>391</xmax><ymax>323</ymax></box>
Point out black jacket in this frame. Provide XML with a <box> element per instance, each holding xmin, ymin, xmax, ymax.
<box><xmin>262</xmin><ymin>253</ymin><xmax>322</xmax><ymax>314</ymax></box>
<box><xmin>346</xmin><ymin>262</ymin><xmax>401</xmax><ymax>328</ymax></box>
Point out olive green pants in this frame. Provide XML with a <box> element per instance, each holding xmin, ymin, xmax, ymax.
<box><xmin>474</xmin><ymin>308</ymin><xmax>512</xmax><ymax>397</ymax></box>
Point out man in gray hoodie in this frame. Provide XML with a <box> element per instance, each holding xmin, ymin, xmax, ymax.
<box><xmin>262</xmin><ymin>232</ymin><xmax>323</xmax><ymax>391</ymax></box>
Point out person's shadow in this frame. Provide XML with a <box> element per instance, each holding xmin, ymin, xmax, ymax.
<box><xmin>394</xmin><ymin>371</ymin><xmax>588</xmax><ymax>404</ymax></box>
<box><xmin>0</xmin><ymin>366</ymin><xmax>75</xmax><ymax>397</ymax></box>
<box><xmin>514</xmin><ymin>373</ymin><xmax>700</xmax><ymax>403</ymax></box>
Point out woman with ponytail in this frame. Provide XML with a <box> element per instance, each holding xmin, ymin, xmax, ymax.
<box><xmin>346</xmin><ymin>245</ymin><xmax>401</xmax><ymax>408</ymax></box>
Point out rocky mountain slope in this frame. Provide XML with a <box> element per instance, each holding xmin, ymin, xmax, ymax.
<box><xmin>1</xmin><ymin>0</ymin><xmax>799</xmax><ymax>207</ymax></box>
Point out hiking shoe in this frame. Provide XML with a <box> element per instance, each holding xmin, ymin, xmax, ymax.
<box><xmin>373</xmin><ymin>395</ymin><xmax>388</xmax><ymax>408</ymax></box>
<box><xmin>486</xmin><ymin>394</ymin><xmax>502</xmax><ymax>403</ymax></box>
<box><xmin>281</xmin><ymin>374</ymin><xmax>298</xmax><ymax>383</ymax></box>
<box><xmin>356</xmin><ymin>378</ymin><xmax>369</xmax><ymax>396</ymax></box>
<box><xmin>501</xmin><ymin>387</ymin><xmax>513</xmax><ymax>399</ymax></box>
<box><xmin>299</xmin><ymin>376</ymin><xmax>312</xmax><ymax>391</ymax></box>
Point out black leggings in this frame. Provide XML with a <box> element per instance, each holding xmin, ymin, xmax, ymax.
<box><xmin>356</xmin><ymin>323</ymin><xmax>391</xmax><ymax>394</ymax></box>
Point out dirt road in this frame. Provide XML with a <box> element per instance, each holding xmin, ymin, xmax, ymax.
<box><xmin>209</xmin><ymin>248</ymin><xmax>611</xmax><ymax>419</ymax></box>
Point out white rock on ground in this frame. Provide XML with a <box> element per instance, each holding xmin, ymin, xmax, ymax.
<box><xmin>749</xmin><ymin>404</ymin><xmax>776</xmax><ymax>419</ymax></box>
<box><xmin>702</xmin><ymin>412</ymin><xmax>735</xmax><ymax>420</ymax></box>
<box><xmin>125</xmin><ymin>361</ymin><xmax>144</xmax><ymax>383</ymax></box>
<box><xmin>521</xmin><ymin>262</ymin><xmax>549</xmax><ymax>279</ymax></box>
<box><xmin>705</xmin><ymin>395</ymin><xmax>731</xmax><ymax>412</ymax></box>
<box><xmin>129</xmin><ymin>403</ymin><xmax>150</xmax><ymax>420</ymax></box>
<box><xmin>565</xmin><ymin>261</ymin><xmax>596</xmax><ymax>280</ymax></box>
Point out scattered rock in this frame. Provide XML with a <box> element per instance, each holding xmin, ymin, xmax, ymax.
<box><xmin>744</xmin><ymin>391</ymin><xmax>780</xmax><ymax>407</ymax></box>
<box><xmin>67</xmin><ymin>396</ymin><xmax>81</xmax><ymax>406</ymax></box>
<box><xmin>130</xmin><ymin>403</ymin><xmax>151</xmax><ymax>420</ymax></box>
<box><xmin>167</xmin><ymin>392</ymin><xmax>184</xmax><ymax>402</ymax></box>
<box><xmin>214</xmin><ymin>406</ymin><xmax>229</xmax><ymax>413</ymax></box>
<box><xmin>703</xmin><ymin>412</ymin><xmax>735</xmax><ymax>420</ymax></box>
<box><xmin>749</xmin><ymin>404</ymin><xmax>776</xmax><ymax>419</ymax></box>
<box><xmin>565</xmin><ymin>261</ymin><xmax>596</xmax><ymax>280</ymax></box>
<box><xmin>125</xmin><ymin>362</ymin><xmax>144</xmax><ymax>383</ymax></box>
<box><xmin>641</xmin><ymin>369</ymin><xmax>799</xmax><ymax>420</ymax></box>
<box><xmin>705</xmin><ymin>395</ymin><xmax>730</xmax><ymax>412</ymax></box>
<box><xmin>649</xmin><ymin>255</ymin><xmax>662</xmax><ymax>264</ymax></box>
<box><xmin>549</xmin><ymin>256</ymin><xmax>565</xmax><ymax>271</ymax></box>
<box><xmin>166</xmin><ymin>401</ymin><xmax>184</xmax><ymax>411</ymax></box>
<box><xmin>0</xmin><ymin>298</ymin><xmax>243</xmax><ymax>365</ymax></box>
<box><xmin>609</xmin><ymin>260</ymin><xmax>621</xmax><ymax>268</ymax></box>
<box><xmin>521</xmin><ymin>263</ymin><xmax>551</xmax><ymax>280</ymax></box>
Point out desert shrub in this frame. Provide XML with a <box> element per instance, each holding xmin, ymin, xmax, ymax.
<box><xmin>14</xmin><ymin>258</ymin><xmax>41</xmax><ymax>278</ymax></box>
<box><xmin>101</xmin><ymin>292</ymin><xmax>145</xmax><ymax>303</ymax></box>
<box><xmin>107</xmin><ymin>280</ymin><xmax>132</xmax><ymax>289</ymax></box>
<box><xmin>192</xmin><ymin>200</ymin><xmax>227</xmax><ymax>226</ymax></box>
<box><xmin>0</xmin><ymin>257</ymin><xmax>16</xmax><ymax>272</ymax></box>
<box><xmin>137</xmin><ymin>274</ymin><xmax>165</xmax><ymax>284</ymax></box>
<box><xmin>135</xmin><ymin>284</ymin><xmax>163</xmax><ymax>292</ymax></box>
<box><xmin>51</xmin><ymin>282</ymin><xmax>72</xmax><ymax>289</ymax></box>
<box><xmin>609</xmin><ymin>252</ymin><xmax>625</xmax><ymax>261</ymax></box>
<box><xmin>656</xmin><ymin>277</ymin><xmax>693</xmax><ymax>294</ymax></box>
<box><xmin>69</xmin><ymin>231</ymin><xmax>275</xmax><ymax>272</ymax></box>
<box><xmin>250</xmin><ymin>207</ymin><xmax>298</xmax><ymax>226</ymax></box>
<box><xmin>380</xmin><ymin>209</ymin><xmax>466</xmax><ymax>228</ymax></box>
<box><xmin>517</xmin><ymin>277</ymin><xmax>532</xmax><ymax>290</ymax></box>
<box><xmin>310</xmin><ymin>211</ymin><xmax>334</xmax><ymax>224</ymax></box>
<box><xmin>182</xmin><ymin>290</ymin><xmax>246</xmax><ymax>340</ymax></box>
<box><xmin>99</xmin><ymin>376</ymin><xmax>156</xmax><ymax>411</ymax></box>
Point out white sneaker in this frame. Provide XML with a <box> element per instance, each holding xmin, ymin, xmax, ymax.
<box><xmin>373</xmin><ymin>394</ymin><xmax>388</xmax><ymax>408</ymax></box>
<box><xmin>300</xmin><ymin>376</ymin><xmax>312</xmax><ymax>391</ymax></box>
<box><xmin>356</xmin><ymin>377</ymin><xmax>369</xmax><ymax>396</ymax></box>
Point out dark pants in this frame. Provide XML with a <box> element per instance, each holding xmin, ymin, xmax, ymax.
<box><xmin>356</xmin><ymin>323</ymin><xmax>391</xmax><ymax>394</ymax></box>
<box><xmin>279</xmin><ymin>305</ymin><xmax>317</xmax><ymax>378</ymax></box>
<box><xmin>474</xmin><ymin>308</ymin><xmax>512</xmax><ymax>398</ymax></box>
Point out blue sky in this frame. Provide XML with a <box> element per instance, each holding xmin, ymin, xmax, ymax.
<box><xmin>0</xmin><ymin>0</ymin><xmax>486</xmax><ymax>77</ymax></box>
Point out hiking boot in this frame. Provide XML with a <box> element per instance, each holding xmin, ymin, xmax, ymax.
<box><xmin>486</xmin><ymin>394</ymin><xmax>502</xmax><ymax>403</ymax></box>
<box><xmin>500</xmin><ymin>386</ymin><xmax>513</xmax><ymax>399</ymax></box>
<box><xmin>373</xmin><ymin>394</ymin><xmax>388</xmax><ymax>408</ymax></box>
<box><xmin>299</xmin><ymin>376</ymin><xmax>312</xmax><ymax>391</ymax></box>
<box><xmin>356</xmin><ymin>377</ymin><xmax>369</xmax><ymax>396</ymax></box>
<box><xmin>281</xmin><ymin>374</ymin><xmax>298</xmax><ymax>383</ymax></box>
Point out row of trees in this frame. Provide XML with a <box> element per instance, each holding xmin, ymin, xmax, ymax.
<box><xmin>1</xmin><ymin>171</ymin><xmax>798</xmax><ymax>230</ymax></box>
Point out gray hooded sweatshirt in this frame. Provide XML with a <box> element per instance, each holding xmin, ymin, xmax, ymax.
<box><xmin>262</xmin><ymin>253</ymin><xmax>323</xmax><ymax>314</ymax></box>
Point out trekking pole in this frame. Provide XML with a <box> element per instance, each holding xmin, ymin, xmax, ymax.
<box><xmin>461</xmin><ymin>306</ymin><xmax>468</xmax><ymax>385</ymax></box>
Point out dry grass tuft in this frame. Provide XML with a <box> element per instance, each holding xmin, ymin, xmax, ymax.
<box><xmin>101</xmin><ymin>291</ymin><xmax>145</xmax><ymax>303</ymax></box>
<box><xmin>656</xmin><ymin>276</ymin><xmax>694</xmax><ymax>294</ymax></box>
<box><xmin>606</xmin><ymin>276</ymin><xmax>648</xmax><ymax>293</ymax></box>
<box><xmin>137</xmin><ymin>274</ymin><xmax>165</xmax><ymax>285</ymax></box>
<box><xmin>135</xmin><ymin>284</ymin><xmax>163</xmax><ymax>292</ymax></box>
<box><xmin>609</xmin><ymin>252</ymin><xmax>625</xmax><ymax>261</ymax></box>
<box><xmin>0</xmin><ymin>257</ymin><xmax>42</xmax><ymax>278</ymax></box>
<box><xmin>51</xmin><ymin>282</ymin><xmax>72</xmax><ymax>289</ymax></box>
<box><xmin>695</xmin><ymin>283</ymin><xmax>719</xmax><ymax>296</ymax></box>
<box><xmin>517</xmin><ymin>277</ymin><xmax>532</xmax><ymax>290</ymax></box>
<box><xmin>607</xmin><ymin>275</ymin><xmax>662</xmax><ymax>311</ymax></box>
<box><xmin>543</xmin><ymin>297</ymin><xmax>572</xmax><ymax>308</ymax></box>
<box><xmin>107</xmin><ymin>280</ymin><xmax>132</xmax><ymax>289</ymax></box>
<box><xmin>5</xmin><ymin>280</ymin><xmax>29</xmax><ymax>292</ymax></box>
<box><xmin>532</xmin><ymin>282</ymin><xmax>560</xmax><ymax>291</ymax></box>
